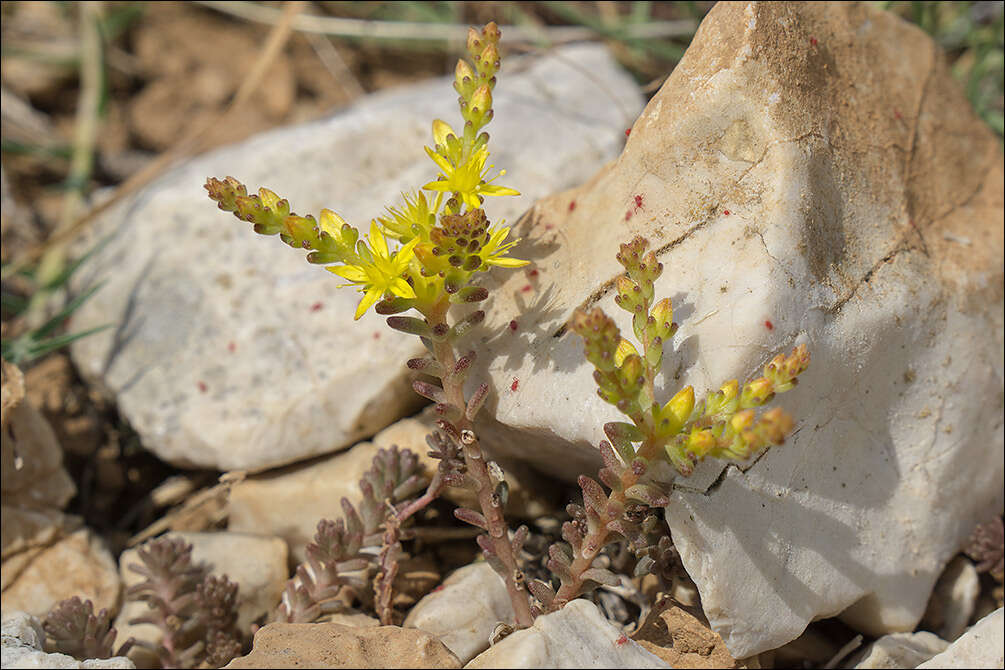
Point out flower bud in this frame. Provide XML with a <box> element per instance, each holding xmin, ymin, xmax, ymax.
<box><xmin>706</xmin><ymin>379</ymin><xmax>739</xmax><ymax>417</ymax></box>
<box><xmin>663</xmin><ymin>385</ymin><xmax>695</xmax><ymax>431</ymax></box>
<box><xmin>432</xmin><ymin>119</ymin><xmax>456</xmax><ymax>150</ymax></box>
<box><xmin>454</xmin><ymin>60</ymin><xmax>476</xmax><ymax>98</ymax></box>
<box><xmin>478</xmin><ymin>44</ymin><xmax>500</xmax><ymax>76</ymax></box>
<box><xmin>741</xmin><ymin>376</ymin><xmax>775</xmax><ymax>407</ymax></box>
<box><xmin>482</xmin><ymin>21</ymin><xmax>501</xmax><ymax>44</ymax></box>
<box><xmin>466</xmin><ymin>27</ymin><xmax>482</xmax><ymax>59</ymax></box>
<box><xmin>614</xmin><ymin>338</ymin><xmax>638</xmax><ymax>367</ymax></box>
<box><xmin>258</xmin><ymin>187</ymin><xmax>282</xmax><ymax>210</ymax></box>
<box><xmin>468</xmin><ymin>84</ymin><xmax>493</xmax><ymax>127</ymax></box>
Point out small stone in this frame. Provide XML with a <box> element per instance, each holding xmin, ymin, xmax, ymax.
<box><xmin>917</xmin><ymin>607</ymin><xmax>1004</xmax><ymax>669</ymax></box>
<box><xmin>921</xmin><ymin>555</ymin><xmax>980</xmax><ymax>641</ymax></box>
<box><xmin>845</xmin><ymin>631</ymin><xmax>949</xmax><ymax>669</ymax></box>
<box><xmin>466</xmin><ymin>599</ymin><xmax>670</xmax><ymax>668</ymax></box>
<box><xmin>223</xmin><ymin>622</ymin><xmax>461</xmax><ymax>668</ymax></box>
<box><xmin>404</xmin><ymin>562</ymin><xmax>515</xmax><ymax>664</ymax></box>
<box><xmin>632</xmin><ymin>598</ymin><xmax>744</xmax><ymax>668</ymax></box>
<box><xmin>227</xmin><ymin>438</ymin><xmax>406</xmax><ymax>564</ymax></box>
<box><xmin>1</xmin><ymin>529</ymin><xmax>120</xmax><ymax>619</ymax></box>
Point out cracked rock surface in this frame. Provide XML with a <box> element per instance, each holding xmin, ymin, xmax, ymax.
<box><xmin>469</xmin><ymin>2</ymin><xmax>1003</xmax><ymax>658</ymax></box>
<box><xmin>67</xmin><ymin>44</ymin><xmax>644</xmax><ymax>472</ymax></box>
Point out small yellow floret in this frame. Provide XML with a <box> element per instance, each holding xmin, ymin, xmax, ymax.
<box><xmin>423</xmin><ymin>147</ymin><xmax>519</xmax><ymax>210</ymax></box>
<box><xmin>329</xmin><ymin>222</ymin><xmax>418</xmax><ymax>319</ymax></box>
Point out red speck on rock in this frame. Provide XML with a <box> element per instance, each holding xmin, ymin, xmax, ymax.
<box><xmin>509</xmin><ymin>320</ymin><xmax>518</xmax><ymax>332</ymax></box>
<box><xmin>373</xmin><ymin>332</ymin><xmax>381</xmax><ymax>339</ymax></box>
<box><xmin>521</xmin><ymin>284</ymin><xmax>532</xmax><ymax>293</ymax></box>
<box><xmin>197</xmin><ymin>381</ymin><xmax>208</xmax><ymax>393</ymax></box>
<box><xmin>625</xmin><ymin>128</ymin><xmax>631</xmax><ymax>137</ymax></box>
<box><xmin>723</xmin><ymin>209</ymin><xmax>730</xmax><ymax>216</ymax></box>
<box><xmin>615</xmin><ymin>634</ymin><xmax>629</xmax><ymax>646</ymax></box>
<box><xmin>633</xmin><ymin>194</ymin><xmax>644</xmax><ymax>211</ymax></box>
<box><xmin>625</xmin><ymin>210</ymin><xmax>633</xmax><ymax>221</ymax></box>
<box><xmin>227</xmin><ymin>341</ymin><xmax>236</xmax><ymax>353</ymax></box>
<box><xmin>528</xmin><ymin>268</ymin><xmax>539</xmax><ymax>278</ymax></box>
<box><xmin>810</xmin><ymin>36</ymin><xmax>818</xmax><ymax>46</ymax></box>
<box><xmin>568</xmin><ymin>200</ymin><xmax>576</xmax><ymax>212</ymax></box>
<box><xmin>765</xmin><ymin>320</ymin><xmax>774</xmax><ymax>330</ymax></box>
<box><xmin>510</xmin><ymin>378</ymin><xmax>519</xmax><ymax>391</ymax></box>
<box><xmin>310</xmin><ymin>302</ymin><xmax>323</xmax><ymax>312</ymax></box>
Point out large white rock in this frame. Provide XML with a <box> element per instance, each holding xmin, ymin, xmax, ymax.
<box><xmin>465</xmin><ymin>599</ymin><xmax>670</xmax><ymax>668</ymax></box>
<box><xmin>404</xmin><ymin>562</ymin><xmax>515</xmax><ymax>664</ymax></box>
<box><xmin>463</xmin><ymin>1</ymin><xmax>1003</xmax><ymax>659</ymax></box>
<box><xmin>917</xmin><ymin>607</ymin><xmax>1004</xmax><ymax>669</ymax></box>
<box><xmin>68</xmin><ymin>44</ymin><xmax>644</xmax><ymax>472</ymax></box>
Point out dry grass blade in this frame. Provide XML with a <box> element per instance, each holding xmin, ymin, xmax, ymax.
<box><xmin>195</xmin><ymin>0</ymin><xmax>697</xmax><ymax>44</ymax></box>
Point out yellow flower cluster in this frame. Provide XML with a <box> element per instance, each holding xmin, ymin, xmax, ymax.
<box><xmin>207</xmin><ymin>23</ymin><xmax>527</xmax><ymax>321</ymax></box>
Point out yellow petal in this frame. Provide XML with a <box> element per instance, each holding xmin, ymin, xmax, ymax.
<box><xmin>462</xmin><ymin>191</ymin><xmax>483</xmax><ymax>210</ymax></box>
<box><xmin>422</xmin><ymin>180</ymin><xmax>452</xmax><ymax>193</ymax></box>
<box><xmin>486</xmin><ymin>256</ymin><xmax>529</xmax><ymax>268</ymax></box>
<box><xmin>424</xmin><ymin>146</ymin><xmax>454</xmax><ymax>175</ymax></box>
<box><xmin>368</xmin><ymin>221</ymin><xmax>388</xmax><ymax>259</ymax></box>
<box><xmin>329</xmin><ymin>264</ymin><xmax>368</xmax><ymax>283</ymax></box>
<box><xmin>479</xmin><ymin>184</ymin><xmax>520</xmax><ymax>197</ymax></box>
<box><xmin>354</xmin><ymin>287</ymin><xmax>383</xmax><ymax>320</ymax></box>
<box><xmin>388</xmin><ymin>277</ymin><xmax>417</xmax><ymax>299</ymax></box>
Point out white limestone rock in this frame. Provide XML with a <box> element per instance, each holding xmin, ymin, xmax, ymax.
<box><xmin>67</xmin><ymin>44</ymin><xmax>644</xmax><ymax>472</ymax></box>
<box><xmin>465</xmin><ymin>599</ymin><xmax>670</xmax><ymax>668</ymax></box>
<box><xmin>917</xmin><ymin>608</ymin><xmax>1004</xmax><ymax>669</ymax></box>
<box><xmin>404</xmin><ymin>562</ymin><xmax>515</xmax><ymax>664</ymax></box>
<box><xmin>460</xmin><ymin>2</ymin><xmax>1003</xmax><ymax>658</ymax></box>
<box><xmin>845</xmin><ymin>631</ymin><xmax>948</xmax><ymax>669</ymax></box>
<box><xmin>921</xmin><ymin>555</ymin><xmax>981</xmax><ymax>642</ymax></box>
<box><xmin>1</xmin><ymin>529</ymin><xmax>120</xmax><ymax>620</ymax></box>
<box><xmin>1</xmin><ymin>610</ymin><xmax>134</xmax><ymax>669</ymax></box>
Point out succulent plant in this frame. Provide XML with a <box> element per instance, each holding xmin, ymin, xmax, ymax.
<box><xmin>529</xmin><ymin>236</ymin><xmax>810</xmax><ymax>613</ymax></box>
<box><xmin>43</xmin><ymin>596</ymin><xmax>129</xmax><ymax>661</ymax></box>
<box><xmin>274</xmin><ymin>445</ymin><xmax>429</xmax><ymax>624</ymax></box>
<box><xmin>965</xmin><ymin>515</ymin><xmax>1004</xmax><ymax>581</ymax></box>
<box><xmin>126</xmin><ymin>536</ymin><xmax>243</xmax><ymax>669</ymax></box>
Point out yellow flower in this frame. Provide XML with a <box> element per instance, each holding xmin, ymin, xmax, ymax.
<box><xmin>378</xmin><ymin>191</ymin><xmax>440</xmax><ymax>244</ymax></box>
<box><xmin>328</xmin><ymin>222</ymin><xmax>419</xmax><ymax>319</ymax></box>
<box><xmin>423</xmin><ymin>147</ymin><xmax>519</xmax><ymax>210</ymax></box>
<box><xmin>478</xmin><ymin>226</ymin><xmax>529</xmax><ymax>269</ymax></box>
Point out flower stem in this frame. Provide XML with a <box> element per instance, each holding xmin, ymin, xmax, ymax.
<box><xmin>423</xmin><ymin>300</ymin><xmax>535</xmax><ymax>628</ymax></box>
<box><xmin>549</xmin><ymin>438</ymin><xmax>659</xmax><ymax>610</ymax></box>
